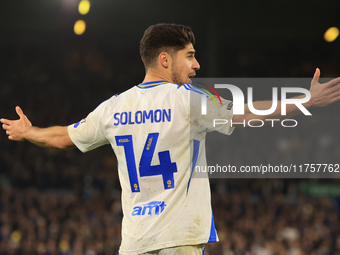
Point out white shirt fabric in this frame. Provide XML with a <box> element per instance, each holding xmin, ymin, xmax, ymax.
<box><xmin>68</xmin><ymin>81</ymin><xmax>234</xmax><ymax>255</ymax></box>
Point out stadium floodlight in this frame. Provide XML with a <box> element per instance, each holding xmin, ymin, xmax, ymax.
<box><xmin>74</xmin><ymin>20</ymin><xmax>86</xmax><ymax>35</ymax></box>
<box><xmin>78</xmin><ymin>0</ymin><xmax>90</xmax><ymax>15</ymax></box>
<box><xmin>324</xmin><ymin>27</ymin><xmax>339</xmax><ymax>42</ymax></box>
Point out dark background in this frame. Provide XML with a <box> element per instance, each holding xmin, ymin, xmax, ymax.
<box><xmin>1</xmin><ymin>0</ymin><xmax>340</xmax><ymax>77</ymax></box>
<box><xmin>1</xmin><ymin>1</ymin><xmax>340</xmax><ymax>255</ymax></box>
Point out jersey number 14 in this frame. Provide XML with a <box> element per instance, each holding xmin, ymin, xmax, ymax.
<box><xmin>115</xmin><ymin>133</ymin><xmax>178</xmax><ymax>193</ymax></box>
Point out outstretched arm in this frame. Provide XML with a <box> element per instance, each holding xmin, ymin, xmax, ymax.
<box><xmin>233</xmin><ymin>68</ymin><xmax>340</xmax><ymax>125</ymax></box>
<box><xmin>1</xmin><ymin>106</ymin><xmax>75</xmax><ymax>150</ymax></box>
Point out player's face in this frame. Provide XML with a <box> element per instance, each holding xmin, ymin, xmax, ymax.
<box><xmin>171</xmin><ymin>43</ymin><xmax>200</xmax><ymax>85</ymax></box>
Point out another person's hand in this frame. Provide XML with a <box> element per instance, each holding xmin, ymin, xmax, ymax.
<box><xmin>1</xmin><ymin>106</ymin><xmax>32</xmax><ymax>141</ymax></box>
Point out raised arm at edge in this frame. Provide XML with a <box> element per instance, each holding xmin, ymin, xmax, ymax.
<box><xmin>232</xmin><ymin>68</ymin><xmax>340</xmax><ymax>127</ymax></box>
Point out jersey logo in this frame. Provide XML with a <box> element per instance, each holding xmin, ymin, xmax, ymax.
<box><xmin>74</xmin><ymin>119</ymin><xmax>86</xmax><ymax>128</ymax></box>
<box><xmin>132</xmin><ymin>201</ymin><xmax>166</xmax><ymax>216</ymax></box>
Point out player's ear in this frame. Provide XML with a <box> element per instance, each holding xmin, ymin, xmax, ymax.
<box><xmin>159</xmin><ymin>52</ymin><xmax>170</xmax><ymax>68</ymax></box>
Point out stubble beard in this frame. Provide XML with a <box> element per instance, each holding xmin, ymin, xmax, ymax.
<box><xmin>171</xmin><ymin>63</ymin><xmax>185</xmax><ymax>86</ymax></box>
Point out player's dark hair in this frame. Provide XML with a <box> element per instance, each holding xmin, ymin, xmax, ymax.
<box><xmin>140</xmin><ymin>23</ymin><xmax>195</xmax><ymax>70</ymax></box>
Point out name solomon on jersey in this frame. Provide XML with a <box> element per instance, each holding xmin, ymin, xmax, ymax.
<box><xmin>113</xmin><ymin>108</ymin><xmax>171</xmax><ymax>126</ymax></box>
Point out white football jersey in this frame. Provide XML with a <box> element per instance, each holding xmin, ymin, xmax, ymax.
<box><xmin>68</xmin><ymin>81</ymin><xmax>234</xmax><ymax>255</ymax></box>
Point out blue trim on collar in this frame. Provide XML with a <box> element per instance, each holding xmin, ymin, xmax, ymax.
<box><xmin>137</xmin><ymin>80</ymin><xmax>180</xmax><ymax>89</ymax></box>
<box><xmin>139</xmin><ymin>80</ymin><xmax>169</xmax><ymax>85</ymax></box>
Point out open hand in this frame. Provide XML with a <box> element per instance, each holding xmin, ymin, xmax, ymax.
<box><xmin>310</xmin><ymin>68</ymin><xmax>340</xmax><ymax>107</ymax></box>
<box><xmin>1</xmin><ymin>106</ymin><xmax>32</xmax><ymax>141</ymax></box>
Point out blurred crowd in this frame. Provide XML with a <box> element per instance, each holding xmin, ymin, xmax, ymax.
<box><xmin>0</xmin><ymin>42</ymin><xmax>340</xmax><ymax>255</ymax></box>
<box><xmin>210</xmin><ymin>179</ymin><xmax>340</xmax><ymax>255</ymax></box>
<box><xmin>0</xmin><ymin>186</ymin><xmax>122</xmax><ymax>255</ymax></box>
<box><xmin>1</xmin><ymin>179</ymin><xmax>340</xmax><ymax>255</ymax></box>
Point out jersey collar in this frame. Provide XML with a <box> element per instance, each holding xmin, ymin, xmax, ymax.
<box><xmin>137</xmin><ymin>80</ymin><xmax>170</xmax><ymax>89</ymax></box>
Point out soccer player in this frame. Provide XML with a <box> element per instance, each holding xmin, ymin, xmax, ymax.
<box><xmin>1</xmin><ymin>23</ymin><xmax>340</xmax><ymax>255</ymax></box>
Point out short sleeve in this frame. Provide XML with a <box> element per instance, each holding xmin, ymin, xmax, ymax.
<box><xmin>190</xmin><ymin>90</ymin><xmax>235</xmax><ymax>135</ymax></box>
<box><xmin>68</xmin><ymin>100</ymin><xmax>110</xmax><ymax>153</ymax></box>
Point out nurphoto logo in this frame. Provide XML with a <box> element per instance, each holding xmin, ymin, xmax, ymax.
<box><xmin>199</xmin><ymin>83</ymin><xmax>312</xmax><ymax>128</ymax></box>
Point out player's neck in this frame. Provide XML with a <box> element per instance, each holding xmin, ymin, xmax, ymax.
<box><xmin>142</xmin><ymin>68</ymin><xmax>172</xmax><ymax>84</ymax></box>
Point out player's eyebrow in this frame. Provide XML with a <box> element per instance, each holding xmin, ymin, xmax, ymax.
<box><xmin>186</xmin><ymin>51</ymin><xmax>196</xmax><ymax>55</ymax></box>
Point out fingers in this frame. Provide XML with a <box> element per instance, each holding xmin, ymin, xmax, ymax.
<box><xmin>312</xmin><ymin>68</ymin><xmax>320</xmax><ymax>85</ymax></box>
<box><xmin>327</xmin><ymin>81</ymin><xmax>340</xmax><ymax>103</ymax></box>
<box><xmin>330</xmin><ymin>83</ymin><xmax>340</xmax><ymax>93</ymax></box>
<box><xmin>331</xmin><ymin>90</ymin><xmax>340</xmax><ymax>99</ymax></box>
<box><xmin>1</xmin><ymin>106</ymin><xmax>24</xmax><ymax>124</ymax></box>
<box><xmin>326</xmin><ymin>77</ymin><xmax>340</xmax><ymax>88</ymax></box>
<box><xmin>1</xmin><ymin>120</ymin><xmax>12</xmax><ymax>134</ymax></box>
<box><xmin>0</xmin><ymin>118</ymin><xmax>11</xmax><ymax>125</ymax></box>
<box><xmin>2</xmin><ymin>123</ymin><xmax>10</xmax><ymax>130</ymax></box>
<box><xmin>331</xmin><ymin>94</ymin><xmax>340</xmax><ymax>104</ymax></box>
<box><xmin>4</xmin><ymin>126</ymin><xmax>13</xmax><ymax>140</ymax></box>
<box><xmin>15</xmin><ymin>106</ymin><xmax>24</xmax><ymax>118</ymax></box>
<box><xmin>1</xmin><ymin>107</ymin><xmax>28</xmax><ymax>142</ymax></box>
<box><xmin>8</xmin><ymin>135</ymin><xmax>15</xmax><ymax>141</ymax></box>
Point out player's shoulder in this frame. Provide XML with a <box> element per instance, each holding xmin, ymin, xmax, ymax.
<box><xmin>93</xmin><ymin>93</ymin><xmax>120</xmax><ymax>111</ymax></box>
<box><xmin>101</xmin><ymin>94</ymin><xmax>119</xmax><ymax>106</ymax></box>
<box><xmin>181</xmin><ymin>83</ymin><xmax>210</xmax><ymax>96</ymax></box>
<box><xmin>104</xmin><ymin>86</ymin><xmax>136</xmax><ymax>103</ymax></box>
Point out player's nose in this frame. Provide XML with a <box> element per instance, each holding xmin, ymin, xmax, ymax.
<box><xmin>193</xmin><ymin>58</ymin><xmax>200</xmax><ymax>70</ymax></box>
